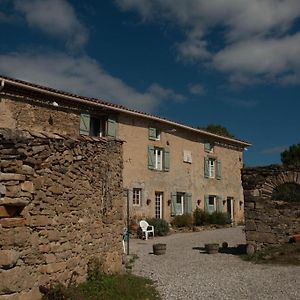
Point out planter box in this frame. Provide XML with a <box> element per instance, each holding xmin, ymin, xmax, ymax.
<box><xmin>205</xmin><ymin>243</ymin><xmax>219</xmax><ymax>254</ymax></box>
<box><xmin>153</xmin><ymin>243</ymin><xmax>166</xmax><ymax>255</ymax></box>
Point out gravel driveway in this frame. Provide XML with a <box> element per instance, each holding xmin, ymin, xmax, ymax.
<box><xmin>129</xmin><ymin>227</ymin><xmax>300</xmax><ymax>300</ymax></box>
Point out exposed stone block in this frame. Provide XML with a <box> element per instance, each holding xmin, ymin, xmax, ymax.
<box><xmin>0</xmin><ymin>197</ymin><xmax>29</xmax><ymax>207</ymax></box>
<box><xmin>48</xmin><ymin>185</ymin><xmax>63</xmax><ymax>195</ymax></box>
<box><xmin>20</xmin><ymin>164</ymin><xmax>34</xmax><ymax>175</ymax></box>
<box><xmin>0</xmin><ymin>173</ymin><xmax>25</xmax><ymax>181</ymax></box>
<box><xmin>21</xmin><ymin>182</ymin><xmax>34</xmax><ymax>194</ymax></box>
<box><xmin>0</xmin><ymin>184</ymin><xmax>6</xmax><ymax>195</ymax></box>
<box><xmin>0</xmin><ymin>268</ymin><xmax>34</xmax><ymax>294</ymax></box>
<box><xmin>0</xmin><ymin>250</ymin><xmax>19</xmax><ymax>269</ymax></box>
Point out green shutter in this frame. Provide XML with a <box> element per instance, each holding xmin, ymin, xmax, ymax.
<box><xmin>163</xmin><ymin>148</ymin><xmax>170</xmax><ymax>171</ymax></box>
<box><xmin>107</xmin><ymin>116</ymin><xmax>117</xmax><ymax>138</ymax></box>
<box><xmin>216</xmin><ymin>196</ymin><xmax>223</xmax><ymax>212</ymax></box>
<box><xmin>148</xmin><ymin>146</ymin><xmax>155</xmax><ymax>169</ymax></box>
<box><xmin>171</xmin><ymin>193</ymin><xmax>177</xmax><ymax>216</ymax></box>
<box><xmin>204</xmin><ymin>143</ymin><xmax>211</xmax><ymax>152</ymax></box>
<box><xmin>185</xmin><ymin>193</ymin><xmax>192</xmax><ymax>214</ymax></box>
<box><xmin>216</xmin><ymin>160</ymin><xmax>221</xmax><ymax>179</ymax></box>
<box><xmin>149</xmin><ymin>127</ymin><xmax>157</xmax><ymax>140</ymax></box>
<box><xmin>204</xmin><ymin>194</ymin><xmax>209</xmax><ymax>213</ymax></box>
<box><xmin>80</xmin><ymin>113</ymin><xmax>90</xmax><ymax>135</ymax></box>
<box><xmin>204</xmin><ymin>157</ymin><xmax>209</xmax><ymax>178</ymax></box>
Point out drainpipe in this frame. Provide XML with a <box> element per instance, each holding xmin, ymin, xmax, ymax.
<box><xmin>0</xmin><ymin>80</ymin><xmax>4</xmax><ymax>92</ymax></box>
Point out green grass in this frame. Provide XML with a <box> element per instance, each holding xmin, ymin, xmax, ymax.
<box><xmin>42</xmin><ymin>273</ymin><xmax>161</xmax><ymax>300</ymax></box>
<box><xmin>241</xmin><ymin>243</ymin><xmax>300</xmax><ymax>265</ymax></box>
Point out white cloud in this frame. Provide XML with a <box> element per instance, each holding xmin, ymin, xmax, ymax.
<box><xmin>188</xmin><ymin>83</ymin><xmax>205</xmax><ymax>96</ymax></box>
<box><xmin>116</xmin><ymin>0</ymin><xmax>300</xmax><ymax>85</ymax></box>
<box><xmin>213</xmin><ymin>34</ymin><xmax>300</xmax><ymax>83</ymax></box>
<box><xmin>0</xmin><ymin>52</ymin><xmax>185</xmax><ymax>112</ymax></box>
<box><xmin>14</xmin><ymin>0</ymin><xmax>88</xmax><ymax>49</ymax></box>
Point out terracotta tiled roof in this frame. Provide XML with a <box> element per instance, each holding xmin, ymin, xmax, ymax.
<box><xmin>0</xmin><ymin>75</ymin><xmax>251</xmax><ymax>147</ymax></box>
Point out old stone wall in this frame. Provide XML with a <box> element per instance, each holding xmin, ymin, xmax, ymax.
<box><xmin>0</xmin><ymin>128</ymin><xmax>124</xmax><ymax>299</ymax></box>
<box><xmin>0</xmin><ymin>96</ymin><xmax>80</xmax><ymax>136</ymax></box>
<box><xmin>242</xmin><ymin>165</ymin><xmax>300</xmax><ymax>250</ymax></box>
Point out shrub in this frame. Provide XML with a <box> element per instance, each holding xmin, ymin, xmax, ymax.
<box><xmin>207</xmin><ymin>211</ymin><xmax>229</xmax><ymax>225</ymax></box>
<box><xmin>171</xmin><ymin>213</ymin><xmax>193</xmax><ymax>228</ymax></box>
<box><xmin>193</xmin><ymin>208</ymin><xmax>207</xmax><ymax>226</ymax></box>
<box><xmin>146</xmin><ymin>218</ymin><xmax>169</xmax><ymax>236</ymax></box>
<box><xmin>193</xmin><ymin>209</ymin><xmax>229</xmax><ymax>226</ymax></box>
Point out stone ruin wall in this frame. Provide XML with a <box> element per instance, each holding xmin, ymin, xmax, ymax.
<box><xmin>242</xmin><ymin>165</ymin><xmax>300</xmax><ymax>250</ymax></box>
<box><xmin>0</xmin><ymin>128</ymin><xmax>124</xmax><ymax>299</ymax></box>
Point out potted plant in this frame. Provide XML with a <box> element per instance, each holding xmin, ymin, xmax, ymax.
<box><xmin>204</xmin><ymin>243</ymin><xmax>219</xmax><ymax>254</ymax></box>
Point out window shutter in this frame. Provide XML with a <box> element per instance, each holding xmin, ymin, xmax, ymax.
<box><xmin>107</xmin><ymin>116</ymin><xmax>117</xmax><ymax>138</ymax></box>
<box><xmin>216</xmin><ymin>196</ymin><xmax>223</xmax><ymax>212</ymax></box>
<box><xmin>204</xmin><ymin>143</ymin><xmax>211</xmax><ymax>152</ymax></box>
<box><xmin>204</xmin><ymin>194</ymin><xmax>209</xmax><ymax>213</ymax></box>
<box><xmin>185</xmin><ymin>193</ymin><xmax>192</xmax><ymax>214</ymax></box>
<box><xmin>79</xmin><ymin>113</ymin><xmax>90</xmax><ymax>135</ymax></box>
<box><xmin>128</xmin><ymin>189</ymin><xmax>133</xmax><ymax>207</ymax></box>
<box><xmin>148</xmin><ymin>127</ymin><xmax>157</xmax><ymax>140</ymax></box>
<box><xmin>148</xmin><ymin>146</ymin><xmax>155</xmax><ymax>169</ymax></box>
<box><xmin>163</xmin><ymin>148</ymin><xmax>170</xmax><ymax>171</ymax></box>
<box><xmin>171</xmin><ymin>193</ymin><xmax>177</xmax><ymax>216</ymax></box>
<box><xmin>139</xmin><ymin>189</ymin><xmax>143</xmax><ymax>207</ymax></box>
<box><xmin>204</xmin><ymin>157</ymin><xmax>209</xmax><ymax>178</ymax></box>
<box><xmin>216</xmin><ymin>160</ymin><xmax>221</xmax><ymax>180</ymax></box>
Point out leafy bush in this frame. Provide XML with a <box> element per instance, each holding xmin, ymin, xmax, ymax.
<box><xmin>41</xmin><ymin>258</ymin><xmax>161</xmax><ymax>300</ymax></box>
<box><xmin>193</xmin><ymin>208</ymin><xmax>207</xmax><ymax>226</ymax></box>
<box><xmin>193</xmin><ymin>209</ymin><xmax>229</xmax><ymax>226</ymax></box>
<box><xmin>146</xmin><ymin>218</ymin><xmax>169</xmax><ymax>236</ymax></box>
<box><xmin>207</xmin><ymin>211</ymin><xmax>229</xmax><ymax>225</ymax></box>
<box><xmin>171</xmin><ymin>213</ymin><xmax>193</xmax><ymax>228</ymax></box>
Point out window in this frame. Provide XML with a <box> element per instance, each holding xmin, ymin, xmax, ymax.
<box><xmin>148</xmin><ymin>146</ymin><xmax>170</xmax><ymax>171</ymax></box>
<box><xmin>154</xmin><ymin>148</ymin><xmax>163</xmax><ymax>170</ymax></box>
<box><xmin>90</xmin><ymin>116</ymin><xmax>106</xmax><ymax>137</ymax></box>
<box><xmin>155</xmin><ymin>192</ymin><xmax>163</xmax><ymax>219</ymax></box>
<box><xmin>204</xmin><ymin>195</ymin><xmax>223</xmax><ymax>214</ymax></box>
<box><xmin>208</xmin><ymin>195</ymin><xmax>216</xmax><ymax>206</ymax></box>
<box><xmin>204</xmin><ymin>158</ymin><xmax>221</xmax><ymax>179</ymax></box>
<box><xmin>133</xmin><ymin>188</ymin><xmax>142</xmax><ymax>206</ymax></box>
<box><xmin>204</xmin><ymin>142</ymin><xmax>214</xmax><ymax>153</ymax></box>
<box><xmin>183</xmin><ymin>150</ymin><xmax>192</xmax><ymax>163</ymax></box>
<box><xmin>80</xmin><ymin>114</ymin><xmax>117</xmax><ymax>138</ymax></box>
<box><xmin>149</xmin><ymin>127</ymin><xmax>160</xmax><ymax>140</ymax></box>
<box><xmin>171</xmin><ymin>192</ymin><xmax>192</xmax><ymax>216</ymax></box>
<box><xmin>208</xmin><ymin>159</ymin><xmax>215</xmax><ymax>178</ymax></box>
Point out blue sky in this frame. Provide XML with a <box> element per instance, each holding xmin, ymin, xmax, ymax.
<box><xmin>0</xmin><ymin>0</ymin><xmax>300</xmax><ymax>166</ymax></box>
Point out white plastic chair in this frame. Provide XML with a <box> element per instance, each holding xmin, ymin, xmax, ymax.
<box><xmin>139</xmin><ymin>220</ymin><xmax>154</xmax><ymax>240</ymax></box>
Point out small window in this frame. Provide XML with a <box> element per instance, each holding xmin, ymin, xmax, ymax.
<box><xmin>90</xmin><ymin>116</ymin><xmax>106</xmax><ymax>137</ymax></box>
<box><xmin>149</xmin><ymin>127</ymin><xmax>160</xmax><ymax>140</ymax></box>
<box><xmin>204</xmin><ymin>143</ymin><xmax>214</xmax><ymax>153</ymax></box>
<box><xmin>183</xmin><ymin>150</ymin><xmax>192</xmax><ymax>163</ymax></box>
<box><xmin>208</xmin><ymin>196</ymin><xmax>216</xmax><ymax>206</ymax></box>
<box><xmin>80</xmin><ymin>113</ymin><xmax>107</xmax><ymax>137</ymax></box>
<box><xmin>133</xmin><ymin>188</ymin><xmax>142</xmax><ymax>206</ymax></box>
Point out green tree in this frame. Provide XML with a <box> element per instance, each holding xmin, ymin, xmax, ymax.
<box><xmin>198</xmin><ymin>124</ymin><xmax>234</xmax><ymax>138</ymax></box>
<box><xmin>281</xmin><ymin>143</ymin><xmax>300</xmax><ymax>166</ymax></box>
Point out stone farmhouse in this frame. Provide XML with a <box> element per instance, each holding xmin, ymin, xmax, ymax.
<box><xmin>0</xmin><ymin>75</ymin><xmax>250</xmax><ymax>224</ymax></box>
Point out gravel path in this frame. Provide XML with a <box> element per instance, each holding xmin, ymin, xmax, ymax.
<box><xmin>129</xmin><ymin>227</ymin><xmax>300</xmax><ymax>300</ymax></box>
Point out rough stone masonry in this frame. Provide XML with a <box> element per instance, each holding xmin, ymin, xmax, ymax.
<box><xmin>242</xmin><ymin>165</ymin><xmax>300</xmax><ymax>250</ymax></box>
<box><xmin>0</xmin><ymin>128</ymin><xmax>124</xmax><ymax>299</ymax></box>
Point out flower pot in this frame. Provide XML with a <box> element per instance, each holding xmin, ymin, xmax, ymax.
<box><xmin>205</xmin><ymin>243</ymin><xmax>219</xmax><ymax>254</ymax></box>
<box><xmin>153</xmin><ymin>243</ymin><xmax>166</xmax><ymax>255</ymax></box>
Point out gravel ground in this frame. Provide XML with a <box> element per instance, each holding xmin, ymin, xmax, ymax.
<box><xmin>129</xmin><ymin>227</ymin><xmax>300</xmax><ymax>300</ymax></box>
